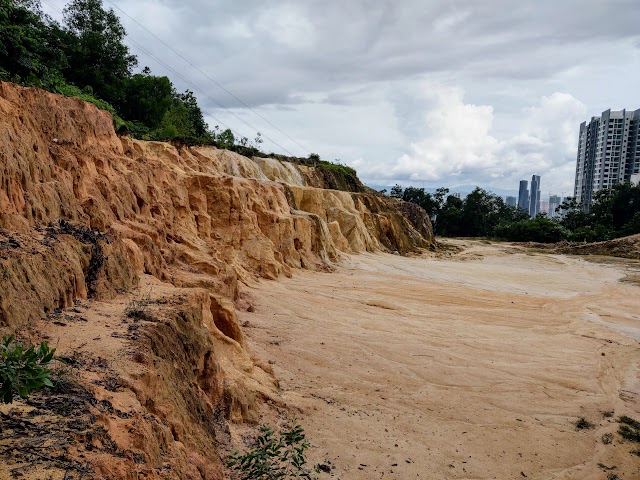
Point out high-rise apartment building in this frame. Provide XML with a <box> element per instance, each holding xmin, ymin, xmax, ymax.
<box><xmin>529</xmin><ymin>175</ymin><xmax>541</xmax><ymax>218</ymax></box>
<box><xmin>574</xmin><ymin>108</ymin><xmax>640</xmax><ymax>210</ymax></box>
<box><xmin>518</xmin><ymin>180</ymin><xmax>529</xmax><ymax>212</ymax></box>
<box><xmin>505</xmin><ymin>196</ymin><xmax>517</xmax><ymax>207</ymax></box>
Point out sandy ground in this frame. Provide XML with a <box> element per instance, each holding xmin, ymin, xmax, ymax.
<box><xmin>241</xmin><ymin>240</ymin><xmax>640</xmax><ymax>480</ymax></box>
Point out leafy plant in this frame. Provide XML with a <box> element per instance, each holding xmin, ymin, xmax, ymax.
<box><xmin>227</xmin><ymin>420</ymin><xmax>319</xmax><ymax>480</ymax></box>
<box><xmin>0</xmin><ymin>336</ymin><xmax>56</xmax><ymax>403</ymax></box>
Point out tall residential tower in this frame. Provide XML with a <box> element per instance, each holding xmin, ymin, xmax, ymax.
<box><xmin>529</xmin><ymin>175</ymin><xmax>541</xmax><ymax>218</ymax></box>
<box><xmin>574</xmin><ymin>108</ymin><xmax>640</xmax><ymax>210</ymax></box>
<box><xmin>518</xmin><ymin>180</ymin><xmax>529</xmax><ymax>212</ymax></box>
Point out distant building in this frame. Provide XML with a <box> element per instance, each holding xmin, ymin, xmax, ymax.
<box><xmin>529</xmin><ymin>175</ymin><xmax>541</xmax><ymax>218</ymax></box>
<box><xmin>574</xmin><ymin>108</ymin><xmax>640</xmax><ymax>211</ymax></box>
<box><xmin>505</xmin><ymin>196</ymin><xmax>517</xmax><ymax>207</ymax></box>
<box><xmin>518</xmin><ymin>180</ymin><xmax>529</xmax><ymax>212</ymax></box>
<box><xmin>540</xmin><ymin>200</ymin><xmax>549</xmax><ymax>215</ymax></box>
<box><xmin>548</xmin><ymin>194</ymin><xmax>561</xmax><ymax>218</ymax></box>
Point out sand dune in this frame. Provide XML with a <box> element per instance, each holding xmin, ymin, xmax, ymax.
<box><xmin>242</xmin><ymin>240</ymin><xmax>640</xmax><ymax>479</ymax></box>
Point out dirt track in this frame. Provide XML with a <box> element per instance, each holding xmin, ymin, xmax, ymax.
<box><xmin>242</xmin><ymin>240</ymin><xmax>640</xmax><ymax>480</ymax></box>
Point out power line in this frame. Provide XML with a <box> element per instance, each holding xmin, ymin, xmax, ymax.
<box><xmin>103</xmin><ymin>0</ymin><xmax>312</xmax><ymax>155</ymax></box>
<box><xmin>41</xmin><ymin>0</ymin><xmax>299</xmax><ymax>156</ymax></box>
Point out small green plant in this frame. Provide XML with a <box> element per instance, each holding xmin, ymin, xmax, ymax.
<box><xmin>0</xmin><ymin>336</ymin><xmax>56</xmax><ymax>403</ymax></box>
<box><xmin>618</xmin><ymin>415</ymin><xmax>640</xmax><ymax>443</ymax></box>
<box><xmin>602</xmin><ymin>433</ymin><xmax>614</xmax><ymax>444</ymax></box>
<box><xmin>575</xmin><ymin>417</ymin><xmax>594</xmax><ymax>430</ymax></box>
<box><xmin>227</xmin><ymin>420</ymin><xmax>318</xmax><ymax>480</ymax></box>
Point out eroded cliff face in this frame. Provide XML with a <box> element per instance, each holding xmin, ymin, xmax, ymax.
<box><xmin>0</xmin><ymin>82</ymin><xmax>433</xmax><ymax>479</ymax></box>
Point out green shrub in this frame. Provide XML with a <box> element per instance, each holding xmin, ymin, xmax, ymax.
<box><xmin>618</xmin><ymin>415</ymin><xmax>640</xmax><ymax>443</ymax></box>
<box><xmin>227</xmin><ymin>420</ymin><xmax>318</xmax><ymax>480</ymax></box>
<box><xmin>494</xmin><ymin>215</ymin><xmax>569</xmax><ymax>243</ymax></box>
<box><xmin>575</xmin><ymin>417</ymin><xmax>594</xmax><ymax>430</ymax></box>
<box><xmin>0</xmin><ymin>336</ymin><xmax>56</xmax><ymax>403</ymax></box>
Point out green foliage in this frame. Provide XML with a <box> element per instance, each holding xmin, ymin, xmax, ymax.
<box><xmin>397</xmin><ymin>181</ymin><xmax>640</xmax><ymax>243</ymax></box>
<box><xmin>494</xmin><ymin>215</ymin><xmax>569</xmax><ymax>243</ymax></box>
<box><xmin>0</xmin><ymin>0</ymin><xmax>215</xmax><ymax>145</ymax></box>
<box><xmin>308</xmin><ymin>153</ymin><xmax>320</xmax><ymax>162</ymax></box>
<box><xmin>316</xmin><ymin>160</ymin><xmax>356</xmax><ymax>179</ymax></box>
<box><xmin>0</xmin><ymin>335</ymin><xmax>56</xmax><ymax>403</ymax></box>
<box><xmin>227</xmin><ymin>420</ymin><xmax>318</xmax><ymax>480</ymax></box>
<box><xmin>216</xmin><ymin>128</ymin><xmax>235</xmax><ymax>149</ymax></box>
<box><xmin>389</xmin><ymin>184</ymin><xmax>403</xmax><ymax>198</ymax></box>
<box><xmin>62</xmin><ymin>0</ymin><xmax>136</xmax><ymax>106</ymax></box>
<box><xmin>401</xmin><ymin>187</ymin><xmax>436</xmax><ymax>216</ymax></box>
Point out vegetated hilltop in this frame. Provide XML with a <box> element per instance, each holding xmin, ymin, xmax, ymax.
<box><xmin>0</xmin><ymin>81</ymin><xmax>433</xmax><ymax>479</ymax></box>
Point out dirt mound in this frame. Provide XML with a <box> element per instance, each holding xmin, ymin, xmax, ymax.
<box><xmin>556</xmin><ymin>234</ymin><xmax>640</xmax><ymax>259</ymax></box>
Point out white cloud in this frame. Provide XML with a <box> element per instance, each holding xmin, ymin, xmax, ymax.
<box><xmin>355</xmin><ymin>84</ymin><xmax>587</xmax><ymax>194</ymax></box>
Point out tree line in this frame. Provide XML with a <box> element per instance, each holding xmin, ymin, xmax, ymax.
<box><xmin>388</xmin><ymin>182</ymin><xmax>640</xmax><ymax>243</ymax></box>
<box><xmin>0</xmin><ymin>0</ymin><xmax>264</xmax><ymax>152</ymax></box>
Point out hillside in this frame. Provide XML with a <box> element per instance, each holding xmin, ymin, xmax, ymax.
<box><xmin>0</xmin><ymin>81</ymin><xmax>433</xmax><ymax>479</ymax></box>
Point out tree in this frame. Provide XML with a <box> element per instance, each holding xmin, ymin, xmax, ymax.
<box><xmin>120</xmin><ymin>72</ymin><xmax>173</xmax><ymax>130</ymax></box>
<box><xmin>436</xmin><ymin>194</ymin><xmax>464</xmax><ymax>236</ymax></box>
<box><xmin>390</xmin><ymin>184</ymin><xmax>403</xmax><ymax>198</ymax></box>
<box><xmin>401</xmin><ymin>187</ymin><xmax>436</xmax><ymax>217</ymax></box>
<box><xmin>62</xmin><ymin>0</ymin><xmax>137</xmax><ymax>106</ymax></box>
<box><xmin>0</xmin><ymin>0</ymin><xmax>65</xmax><ymax>83</ymax></box>
<box><xmin>217</xmin><ymin>128</ymin><xmax>235</xmax><ymax>149</ymax></box>
<box><xmin>177</xmin><ymin>90</ymin><xmax>209</xmax><ymax>139</ymax></box>
<box><xmin>558</xmin><ymin>197</ymin><xmax>590</xmax><ymax>231</ymax></box>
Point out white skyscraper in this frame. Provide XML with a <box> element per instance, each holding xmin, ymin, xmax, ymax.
<box><xmin>574</xmin><ymin>108</ymin><xmax>640</xmax><ymax>210</ymax></box>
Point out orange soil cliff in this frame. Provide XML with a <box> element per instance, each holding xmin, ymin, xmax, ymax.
<box><xmin>0</xmin><ymin>82</ymin><xmax>433</xmax><ymax>479</ymax></box>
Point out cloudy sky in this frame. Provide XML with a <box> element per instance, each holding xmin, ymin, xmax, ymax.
<box><xmin>43</xmin><ymin>0</ymin><xmax>640</xmax><ymax>196</ymax></box>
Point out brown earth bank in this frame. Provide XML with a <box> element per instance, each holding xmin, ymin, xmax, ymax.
<box><xmin>0</xmin><ymin>81</ymin><xmax>434</xmax><ymax>479</ymax></box>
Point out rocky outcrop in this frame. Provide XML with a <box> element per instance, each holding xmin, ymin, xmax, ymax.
<box><xmin>0</xmin><ymin>81</ymin><xmax>433</xmax><ymax>479</ymax></box>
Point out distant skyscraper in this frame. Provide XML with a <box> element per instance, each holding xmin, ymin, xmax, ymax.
<box><xmin>529</xmin><ymin>175</ymin><xmax>541</xmax><ymax>218</ymax></box>
<box><xmin>548</xmin><ymin>194</ymin><xmax>561</xmax><ymax>218</ymax></box>
<box><xmin>518</xmin><ymin>180</ymin><xmax>529</xmax><ymax>212</ymax></box>
<box><xmin>574</xmin><ymin>108</ymin><xmax>640</xmax><ymax>211</ymax></box>
<box><xmin>505</xmin><ymin>196</ymin><xmax>517</xmax><ymax>207</ymax></box>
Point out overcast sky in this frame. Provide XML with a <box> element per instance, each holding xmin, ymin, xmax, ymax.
<box><xmin>43</xmin><ymin>0</ymin><xmax>640</xmax><ymax>196</ymax></box>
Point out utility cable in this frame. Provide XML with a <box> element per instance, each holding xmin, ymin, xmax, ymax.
<box><xmin>41</xmin><ymin>0</ymin><xmax>299</xmax><ymax>156</ymax></box>
<box><xmin>103</xmin><ymin>0</ymin><xmax>312</xmax><ymax>155</ymax></box>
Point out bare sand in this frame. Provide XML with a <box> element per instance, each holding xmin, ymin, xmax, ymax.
<box><xmin>241</xmin><ymin>240</ymin><xmax>640</xmax><ymax>480</ymax></box>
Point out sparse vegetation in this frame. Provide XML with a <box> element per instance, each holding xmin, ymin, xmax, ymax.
<box><xmin>227</xmin><ymin>420</ymin><xmax>319</xmax><ymax>480</ymax></box>
<box><xmin>618</xmin><ymin>415</ymin><xmax>640</xmax><ymax>443</ymax></box>
<box><xmin>603</xmin><ymin>410</ymin><xmax>614</xmax><ymax>418</ymax></box>
<box><xmin>575</xmin><ymin>417</ymin><xmax>594</xmax><ymax>430</ymax></box>
<box><xmin>124</xmin><ymin>290</ymin><xmax>153</xmax><ymax>320</ymax></box>
<box><xmin>602</xmin><ymin>433</ymin><xmax>613</xmax><ymax>444</ymax></box>
<box><xmin>0</xmin><ymin>336</ymin><xmax>56</xmax><ymax>403</ymax></box>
